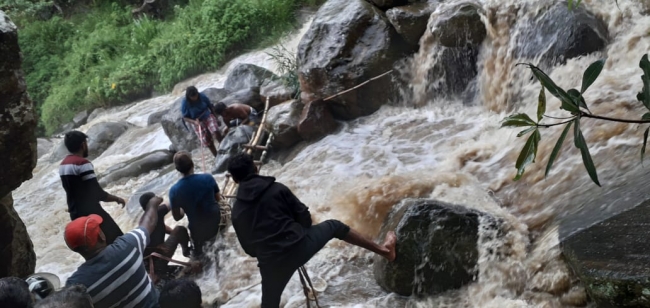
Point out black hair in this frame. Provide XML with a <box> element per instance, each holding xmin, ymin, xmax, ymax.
<box><xmin>186</xmin><ymin>86</ymin><xmax>199</xmax><ymax>101</ymax></box>
<box><xmin>227</xmin><ymin>153</ymin><xmax>256</xmax><ymax>182</ymax></box>
<box><xmin>0</xmin><ymin>277</ymin><xmax>33</xmax><ymax>308</ymax></box>
<box><xmin>64</xmin><ymin>131</ymin><xmax>88</xmax><ymax>153</ymax></box>
<box><xmin>34</xmin><ymin>285</ymin><xmax>93</xmax><ymax>308</ymax></box>
<box><xmin>174</xmin><ymin>151</ymin><xmax>194</xmax><ymax>175</ymax></box>
<box><xmin>139</xmin><ymin>192</ymin><xmax>155</xmax><ymax>211</ymax></box>
<box><xmin>213</xmin><ymin>102</ymin><xmax>226</xmax><ymax>115</ymax></box>
<box><xmin>159</xmin><ymin>279</ymin><xmax>202</xmax><ymax>308</ymax></box>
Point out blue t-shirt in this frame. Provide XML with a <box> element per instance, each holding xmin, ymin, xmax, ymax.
<box><xmin>169</xmin><ymin>174</ymin><xmax>220</xmax><ymax>231</ymax></box>
<box><xmin>181</xmin><ymin>93</ymin><xmax>211</xmax><ymax>121</ymax></box>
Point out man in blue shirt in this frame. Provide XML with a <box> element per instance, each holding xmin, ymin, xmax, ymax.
<box><xmin>181</xmin><ymin>86</ymin><xmax>222</xmax><ymax>157</ymax></box>
<box><xmin>169</xmin><ymin>151</ymin><xmax>222</xmax><ymax>258</ymax></box>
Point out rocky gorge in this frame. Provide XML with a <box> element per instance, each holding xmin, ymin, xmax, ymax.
<box><xmin>2</xmin><ymin>0</ymin><xmax>650</xmax><ymax>307</ymax></box>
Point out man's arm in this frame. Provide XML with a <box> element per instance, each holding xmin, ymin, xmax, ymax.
<box><xmin>281</xmin><ymin>185</ymin><xmax>312</xmax><ymax>228</ymax></box>
<box><xmin>103</xmin><ymin>194</ymin><xmax>126</xmax><ymax>207</ymax></box>
<box><xmin>80</xmin><ymin>162</ymin><xmax>125</xmax><ymax>207</ymax></box>
<box><xmin>140</xmin><ymin>196</ymin><xmax>161</xmax><ymax>235</ymax></box>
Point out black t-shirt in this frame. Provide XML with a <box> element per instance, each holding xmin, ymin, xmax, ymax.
<box><xmin>149</xmin><ymin>206</ymin><xmax>170</xmax><ymax>247</ymax></box>
<box><xmin>59</xmin><ymin>155</ymin><xmax>108</xmax><ymax>219</ymax></box>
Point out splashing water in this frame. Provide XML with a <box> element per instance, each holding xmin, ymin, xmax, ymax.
<box><xmin>13</xmin><ymin>0</ymin><xmax>650</xmax><ymax>306</ymax></box>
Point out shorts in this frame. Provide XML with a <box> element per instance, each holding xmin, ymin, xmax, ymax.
<box><xmin>144</xmin><ymin>226</ymin><xmax>190</xmax><ymax>274</ymax></box>
<box><xmin>192</xmin><ymin>114</ymin><xmax>220</xmax><ymax>146</ymax></box>
<box><xmin>258</xmin><ymin>220</ymin><xmax>350</xmax><ymax>308</ymax></box>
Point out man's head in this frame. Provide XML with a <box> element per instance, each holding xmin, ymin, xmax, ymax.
<box><xmin>213</xmin><ymin>102</ymin><xmax>226</xmax><ymax>115</ymax></box>
<box><xmin>64</xmin><ymin>131</ymin><xmax>89</xmax><ymax>157</ymax></box>
<box><xmin>34</xmin><ymin>285</ymin><xmax>93</xmax><ymax>308</ymax></box>
<box><xmin>0</xmin><ymin>277</ymin><xmax>33</xmax><ymax>308</ymax></box>
<box><xmin>173</xmin><ymin>151</ymin><xmax>194</xmax><ymax>175</ymax></box>
<box><xmin>227</xmin><ymin>153</ymin><xmax>257</xmax><ymax>183</ymax></box>
<box><xmin>186</xmin><ymin>86</ymin><xmax>199</xmax><ymax>102</ymax></box>
<box><xmin>159</xmin><ymin>279</ymin><xmax>201</xmax><ymax>308</ymax></box>
<box><xmin>64</xmin><ymin>215</ymin><xmax>107</xmax><ymax>259</ymax></box>
<box><xmin>139</xmin><ymin>192</ymin><xmax>156</xmax><ymax>211</ymax></box>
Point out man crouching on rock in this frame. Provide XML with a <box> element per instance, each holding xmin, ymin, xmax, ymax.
<box><xmin>227</xmin><ymin>153</ymin><xmax>397</xmax><ymax>308</ymax></box>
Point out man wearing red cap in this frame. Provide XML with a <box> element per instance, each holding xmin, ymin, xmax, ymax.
<box><xmin>64</xmin><ymin>194</ymin><xmax>161</xmax><ymax>308</ymax></box>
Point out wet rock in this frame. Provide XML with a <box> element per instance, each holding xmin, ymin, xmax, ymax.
<box><xmin>72</xmin><ymin>110</ymin><xmax>89</xmax><ymax>127</ymax></box>
<box><xmin>386</xmin><ymin>2</ymin><xmax>438</xmax><ymax>46</ymax></box>
<box><xmin>261</xmin><ymin>82</ymin><xmax>296</xmax><ymax>109</ymax></box>
<box><xmin>213</xmin><ymin>125</ymin><xmax>255</xmax><ymax>174</ymax></box>
<box><xmin>511</xmin><ymin>2</ymin><xmax>608</xmax><ymax>66</ymax></box>
<box><xmin>264</xmin><ymin>100</ymin><xmax>304</xmax><ymax>149</ymax></box>
<box><xmin>161</xmin><ymin>97</ymin><xmax>200</xmax><ymax>152</ymax></box>
<box><xmin>219</xmin><ymin>87</ymin><xmax>263</xmax><ymax>111</ymax></box>
<box><xmin>298</xmin><ymin>0</ymin><xmax>414</xmax><ymax>120</ymax></box>
<box><xmin>147</xmin><ymin>110</ymin><xmax>168</xmax><ymax>126</ymax></box>
<box><xmin>0</xmin><ymin>11</ymin><xmax>38</xmax><ymax>199</ymax></box>
<box><xmin>86</xmin><ymin>122</ymin><xmax>132</xmax><ymax>158</ymax></box>
<box><xmin>48</xmin><ymin>139</ymin><xmax>69</xmax><ymax>163</ymax></box>
<box><xmin>297</xmin><ymin>99</ymin><xmax>339</xmax><ymax>141</ymax></box>
<box><xmin>373</xmin><ymin>199</ymin><xmax>500</xmax><ymax>296</ymax></box>
<box><xmin>367</xmin><ymin>0</ymin><xmax>408</xmax><ymax>10</ymax></box>
<box><xmin>202</xmin><ymin>88</ymin><xmax>231</xmax><ymax>104</ymax></box>
<box><xmin>87</xmin><ymin>108</ymin><xmax>106</xmax><ymax>123</ymax></box>
<box><xmin>560</xmin><ymin>171</ymin><xmax>650</xmax><ymax>308</ymax></box>
<box><xmin>98</xmin><ymin>150</ymin><xmax>174</xmax><ymax>187</ymax></box>
<box><xmin>430</xmin><ymin>2</ymin><xmax>486</xmax><ymax>48</ymax></box>
<box><xmin>37</xmin><ymin>138</ymin><xmax>54</xmax><ymax>159</ymax></box>
<box><xmin>224</xmin><ymin>64</ymin><xmax>278</xmax><ymax>93</ymax></box>
<box><xmin>0</xmin><ymin>193</ymin><xmax>36</xmax><ymax>278</ymax></box>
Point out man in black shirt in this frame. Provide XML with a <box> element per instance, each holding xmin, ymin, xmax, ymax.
<box><xmin>139</xmin><ymin>192</ymin><xmax>190</xmax><ymax>280</ymax></box>
<box><xmin>227</xmin><ymin>153</ymin><xmax>397</xmax><ymax>308</ymax></box>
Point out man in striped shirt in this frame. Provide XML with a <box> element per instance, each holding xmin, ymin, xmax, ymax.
<box><xmin>59</xmin><ymin>130</ymin><xmax>126</xmax><ymax>244</ymax></box>
<box><xmin>64</xmin><ymin>194</ymin><xmax>162</xmax><ymax>308</ymax></box>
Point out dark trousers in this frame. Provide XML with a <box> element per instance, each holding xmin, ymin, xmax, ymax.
<box><xmin>190</xmin><ymin>213</ymin><xmax>221</xmax><ymax>258</ymax></box>
<box><xmin>144</xmin><ymin>226</ymin><xmax>190</xmax><ymax>274</ymax></box>
<box><xmin>259</xmin><ymin>220</ymin><xmax>350</xmax><ymax>308</ymax></box>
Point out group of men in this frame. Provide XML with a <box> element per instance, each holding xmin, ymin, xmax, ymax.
<box><xmin>53</xmin><ymin>85</ymin><xmax>396</xmax><ymax>307</ymax></box>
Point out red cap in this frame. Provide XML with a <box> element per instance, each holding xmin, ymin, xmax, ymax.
<box><xmin>64</xmin><ymin>214</ymin><xmax>104</xmax><ymax>250</ymax></box>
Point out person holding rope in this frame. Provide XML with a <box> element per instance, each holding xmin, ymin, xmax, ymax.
<box><xmin>227</xmin><ymin>153</ymin><xmax>397</xmax><ymax>308</ymax></box>
<box><xmin>181</xmin><ymin>86</ymin><xmax>223</xmax><ymax>157</ymax></box>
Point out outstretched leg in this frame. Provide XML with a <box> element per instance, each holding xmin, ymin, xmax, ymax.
<box><xmin>342</xmin><ymin>229</ymin><xmax>396</xmax><ymax>261</ymax></box>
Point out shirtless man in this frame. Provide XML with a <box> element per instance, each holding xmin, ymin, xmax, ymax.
<box><xmin>213</xmin><ymin>102</ymin><xmax>259</xmax><ymax>132</ymax></box>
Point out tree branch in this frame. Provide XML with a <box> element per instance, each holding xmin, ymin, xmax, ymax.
<box><xmin>538</xmin><ymin>119</ymin><xmax>575</xmax><ymax>128</ymax></box>
<box><xmin>581</xmin><ymin>112</ymin><xmax>650</xmax><ymax>124</ymax></box>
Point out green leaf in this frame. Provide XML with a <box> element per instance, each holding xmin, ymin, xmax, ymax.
<box><xmin>642</xmin><ymin>127</ymin><xmax>650</xmax><ymax>163</ymax></box>
<box><xmin>514</xmin><ymin>129</ymin><xmax>541</xmax><ymax>181</ymax></box>
<box><xmin>517</xmin><ymin>127</ymin><xmax>537</xmax><ymax>137</ymax></box>
<box><xmin>643</xmin><ymin>113</ymin><xmax>650</xmax><ymax>121</ymax></box>
<box><xmin>638</xmin><ymin>54</ymin><xmax>650</xmax><ymax>110</ymax></box>
<box><xmin>528</xmin><ymin>65</ymin><xmax>579</xmax><ymax>114</ymax></box>
<box><xmin>545</xmin><ymin>121</ymin><xmax>573</xmax><ymax>178</ymax></box>
<box><xmin>501</xmin><ymin>113</ymin><xmax>536</xmax><ymax>128</ymax></box>
<box><xmin>568</xmin><ymin>0</ymin><xmax>573</xmax><ymax>9</ymax></box>
<box><xmin>537</xmin><ymin>88</ymin><xmax>546</xmax><ymax>122</ymax></box>
<box><xmin>574</xmin><ymin>118</ymin><xmax>601</xmax><ymax>186</ymax></box>
<box><xmin>581</xmin><ymin>59</ymin><xmax>605</xmax><ymax>93</ymax></box>
<box><xmin>567</xmin><ymin>88</ymin><xmax>589</xmax><ymax>111</ymax></box>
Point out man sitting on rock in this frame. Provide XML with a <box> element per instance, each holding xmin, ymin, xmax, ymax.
<box><xmin>227</xmin><ymin>153</ymin><xmax>397</xmax><ymax>308</ymax></box>
<box><xmin>181</xmin><ymin>86</ymin><xmax>222</xmax><ymax>157</ymax></box>
<box><xmin>213</xmin><ymin>102</ymin><xmax>259</xmax><ymax>134</ymax></box>
<box><xmin>59</xmin><ymin>130</ymin><xmax>126</xmax><ymax>245</ymax></box>
<box><xmin>169</xmin><ymin>151</ymin><xmax>222</xmax><ymax>259</ymax></box>
<box><xmin>64</xmin><ymin>195</ymin><xmax>162</xmax><ymax>308</ymax></box>
<box><xmin>139</xmin><ymin>192</ymin><xmax>191</xmax><ymax>281</ymax></box>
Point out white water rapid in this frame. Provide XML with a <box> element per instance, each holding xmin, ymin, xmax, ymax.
<box><xmin>13</xmin><ymin>0</ymin><xmax>650</xmax><ymax>307</ymax></box>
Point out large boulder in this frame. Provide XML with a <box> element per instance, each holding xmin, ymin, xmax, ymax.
<box><xmin>297</xmin><ymin>99</ymin><xmax>339</xmax><ymax>141</ymax></box>
<box><xmin>202</xmin><ymin>87</ymin><xmax>230</xmax><ymax>104</ymax></box>
<box><xmin>213</xmin><ymin>125</ymin><xmax>255</xmax><ymax>174</ymax></box>
<box><xmin>72</xmin><ymin>110</ymin><xmax>89</xmax><ymax>128</ymax></box>
<box><xmin>86</xmin><ymin>122</ymin><xmax>132</xmax><ymax>159</ymax></box>
<box><xmin>37</xmin><ymin>138</ymin><xmax>54</xmax><ymax>159</ymax></box>
<box><xmin>264</xmin><ymin>100</ymin><xmax>304</xmax><ymax>149</ymax></box>
<box><xmin>0</xmin><ymin>193</ymin><xmax>35</xmax><ymax>278</ymax></box>
<box><xmin>161</xmin><ymin>97</ymin><xmax>200</xmax><ymax>152</ymax></box>
<box><xmin>147</xmin><ymin>110</ymin><xmax>168</xmax><ymax>126</ymax></box>
<box><xmin>560</xmin><ymin>171</ymin><xmax>650</xmax><ymax>307</ymax></box>
<box><xmin>219</xmin><ymin>87</ymin><xmax>263</xmax><ymax>111</ymax></box>
<box><xmin>87</xmin><ymin>107</ymin><xmax>106</xmax><ymax>123</ymax></box>
<box><xmin>0</xmin><ymin>11</ymin><xmax>38</xmax><ymax>199</ymax></box>
<box><xmin>261</xmin><ymin>81</ymin><xmax>296</xmax><ymax>109</ymax></box>
<box><xmin>298</xmin><ymin>0</ymin><xmax>414</xmax><ymax>120</ymax></box>
<box><xmin>386</xmin><ymin>2</ymin><xmax>438</xmax><ymax>46</ymax></box>
<box><xmin>98</xmin><ymin>150</ymin><xmax>174</xmax><ymax>187</ymax></box>
<box><xmin>224</xmin><ymin>64</ymin><xmax>278</xmax><ymax>92</ymax></box>
<box><xmin>367</xmin><ymin>0</ymin><xmax>408</xmax><ymax>10</ymax></box>
<box><xmin>373</xmin><ymin>199</ymin><xmax>500</xmax><ymax>296</ymax></box>
<box><xmin>511</xmin><ymin>2</ymin><xmax>608</xmax><ymax>66</ymax></box>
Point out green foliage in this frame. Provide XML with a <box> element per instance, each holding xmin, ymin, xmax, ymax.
<box><xmin>12</xmin><ymin>0</ymin><xmax>310</xmax><ymax>134</ymax></box>
<box><xmin>502</xmin><ymin>55</ymin><xmax>650</xmax><ymax>186</ymax></box>
<box><xmin>267</xmin><ymin>43</ymin><xmax>300</xmax><ymax>99</ymax></box>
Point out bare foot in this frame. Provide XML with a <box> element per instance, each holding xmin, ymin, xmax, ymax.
<box><xmin>383</xmin><ymin>231</ymin><xmax>397</xmax><ymax>262</ymax></box>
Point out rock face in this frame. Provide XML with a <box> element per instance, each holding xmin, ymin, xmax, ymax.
<box><xmin>72</xmin><ymin>110</ymin><xmax>89</xmax><ymax>128</ymax></box>
<box><xmin>0</xmin><ymin>11</ymin><xmax>37</xmax><ymax>278</ymax></box>
<box><xmin>161</xmin><ymin>97</ymin><xmax>200</xmax><ymax>152</ymax></box>
<box><xmin>147</xmin><ymin>110</ymin><xmax>168</xmax><ymax>126</ymax></box>
<box><xmin>386</xmin><ymin>2</ymin><xmax>437</xmax><ymax>46</ymax></box>
<box><xmin>98</xmin><ymin>150</ymin><xmax>174</xmax><ymax>187</ymax></box>
<box><xmin>202</xmin><ymin>88</ymin><xmax>230</xmax><ymax>104</ymax></box>
<box><xmin>373</xmin><ymin>199</ymin><xmax>499</xmax><ymax>296</ymax></box>
<box><xmin>560</xmin><ymin>171</ymin><xmax>650</xmax><ymax>308</ymax></box>
<box><xmin>367</xmin><ymin>0</ymin><xmax>408</xmax><ymax>10</ymax></box>
<box><xmin>213</xmin><ymin>125</ymin><xmax>255</xmax><ymax>174</ymax></box>
<box><xmin>219</xmin><ymin>87</ymin><xmax>263</xmax><ymax>111</ymax></box>
<box><xmin>511</xmin><ymin>2</ymin><xmax>608</xmax><ymax>66</ymax></box>
<box><xmin>297</xmin><ymin>99</ymin><xmax>339</xmax><ymax>141</ymax></box>
<box><xmin>86</xmin><ymin>122</ymin><xmax>132</xmax><ymax>158</ymax></box>
<box><xmin>0</xmin><ymin>194</ymin><xmax>36</xmax><ymax>278</ymax></box>
<box><xmin>264</xmin><ymin>100</ymin><xmax>304</xmax><ymax>149</ymax></box>
<box><xmin>298</xmin><ymin>0</ymin><xmax>413</xmax><ymax>120</ymax></box>
<box><xmin>224</xmin><ymin>64</ymin><xmax>277</xmax><ymax>93</ymax></box>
